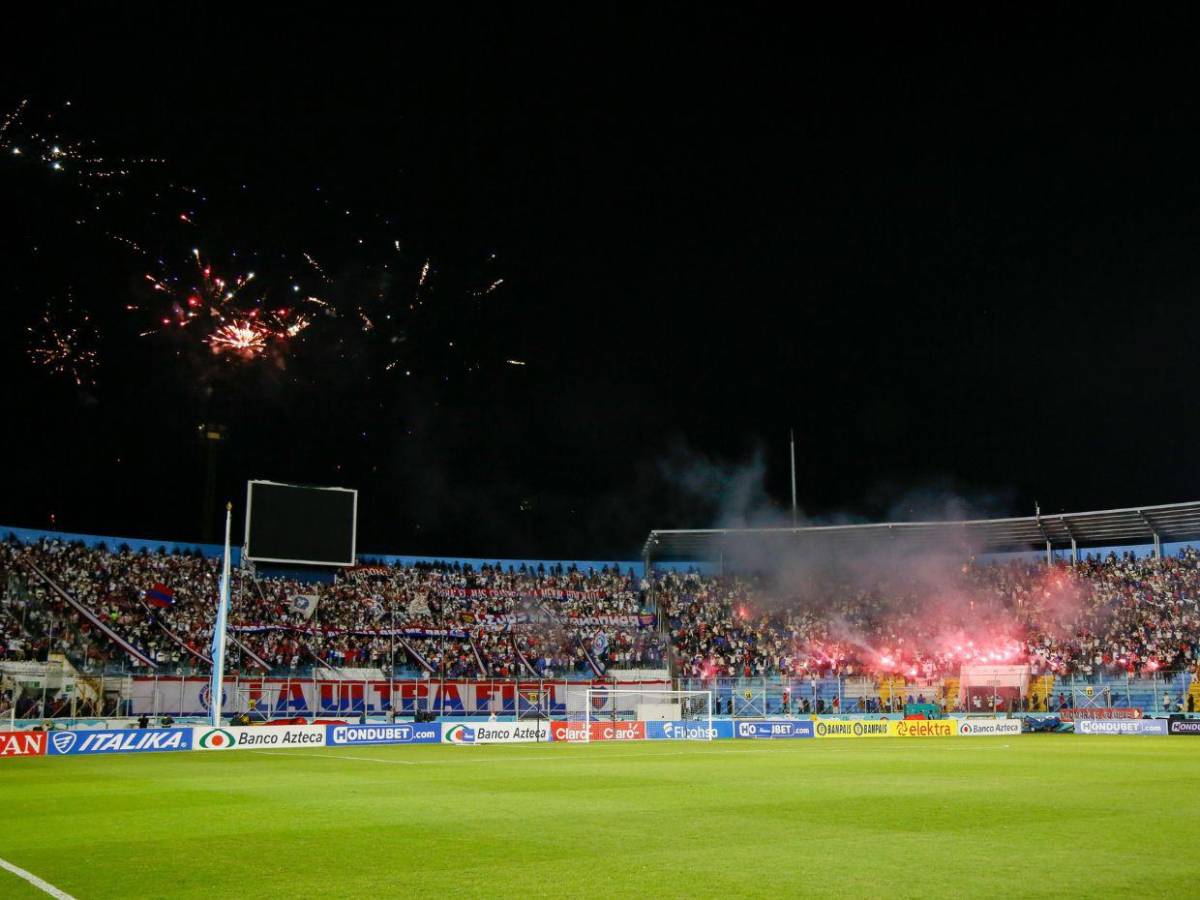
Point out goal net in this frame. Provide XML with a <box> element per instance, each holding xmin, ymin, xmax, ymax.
<box><xmin>561</xmin><ymin>688</ymin><xmax>712</xmax><ymax>742</ymax></box>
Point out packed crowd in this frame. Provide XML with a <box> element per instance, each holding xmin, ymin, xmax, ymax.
<box><xmin>0</xmin><ymin>537</ymin><xmax>662</xmax><ymax>676</ymax></box>
<box><xmin>663</xmin><ymin>549</ymin><xmax>1200</xmax><ymax>678</ymax></box>
<box><xmin>2</xmin><ymin>534</ymin><xmax>1199</xmax><ymax>680</ymax></box>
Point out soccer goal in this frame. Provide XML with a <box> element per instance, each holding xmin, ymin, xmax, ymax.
<box><xmin>561</xmin><ymin>687</ymin><xmax>713</xmax><ymax>742</ymax></box>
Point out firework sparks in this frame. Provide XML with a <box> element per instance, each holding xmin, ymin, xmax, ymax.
<box><xmin>0</xmin><ymin>99</ymin><xmax>28</xmax><ymax>148</ymax></box>
<box><xmin>138</xmin><ymin>250</ymin><xmax>311</xmax><ymax>359</ymax></box>
<box><xmin>2</xmin><ymin>99</ymin><xmax>161</xmax><ymax>200</ymax></box>
<box><xmin>207</xmin><ymin>320</ymin><xmax>268</xmax><ymax>356</ymax></box>
<box><xmin>27</xmin><ymin>291</ymin><xmax>99</xmax><ymax>386</ymax></box>
<box><xmin>302</xmin><ymin>251</ymin><xmax>333</xmax><ymax>285</ymax></box>
<box><xmin>474</xmin><ymin>278</ymin><xmax>504</xmax><ymax>296</ymax></box>
<box><xmin>10</xmin><ymin>99</ymin><xmax>515</xmax><ymax>382</ymax></box>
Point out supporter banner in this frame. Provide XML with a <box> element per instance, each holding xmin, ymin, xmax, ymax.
<box><xmin>462</xmin><ymin>612</ymin><xmax>656</xmax><ymax>631</ymax></box>
<box><xmin>550</xmin><ymin>721</ymin><xmax>647</xmax><ymax>742</ymax></box>
<box><xmin>956</xmin><ymin>719</ymin><xmax>1022</xmax><ymax>737</ymax></box>
<box><xmin>442</xmin><ymin>722</ymin><xmax>551</xmax><ymax>744</ymax></box>
<box><xmin>47</xmin><ymin>728</ymin><xmax>192</xmax><ymax>755</ymax></box>
<box><xmin>1058</xmin><ymin>708</ymin><xmax>1142</xmax><ymax>722</ymax></box>
<box><xmin>327</xmin><ymin>723</ymin><xmax>440</xmax><ymax>745</ymax></box>
<box><xmin>343</xmin><ymin>565</ymin><xmax>392</xmax><ymax>581</ymax></box>
<box><xmin>644</xmin><ymin>720</ymin><xmax>734</xmax><ymax>740</ymax></box>
<box><xmin>1075</xmin><ymin>719</ymin><xmax>1167</xmax><ymax>735</ymax></box>
<box><xmin>813</xmin><ymin>719</ymin><xmax>893</xmax><ymax>739</ymax></box>
<box><xmin>194</xmin><ymin>724</ymin><xmax>327</xmax><ymax>750</ymax></box>
<box><xmin>131</xmin><ymin>676</ymin><xmax>669</xmax><ymax>716</ymax></box>
<box><xmin>229</xmin><ymin>624</ymin><xmax>469</xmax><ymax>639</ymax></box>
<box><xmin>736</xmin><ymin>720</ymin><xmax>815</xmax><ymax>739</ymax></box>
<box><xmin>1168</xmin><ymin>720</ymin><xmax>1200</xmax><ymax>736</ymax></box>
<box><xmin>0</xmin><ymin>731</ymin><xmax>46</xmax><ymax>757</ymax></box>
<box><xmin>228</xmin><ymin>615</ymin><xmax>654</xmax><ymax>637</ymax></box>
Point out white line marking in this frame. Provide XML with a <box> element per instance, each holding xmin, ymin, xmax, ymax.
<box><xmin>0</xmin><ymin>857</ymin><xmax>77</xmax><ymax>900</ymax></box>
<box><xmin>249</xmin><ymin>748</ymin><xmax>712</xmax><ymax>765</ymax></box>
<box><xmin>247</xmin><ymin>738</ymin><xmax>1013</xmax><ymax>768</ymax></box>
<box><xmin>250</xmin><ymin>750</ymin><xmax>417</xmax><ymax>764</ymax></box>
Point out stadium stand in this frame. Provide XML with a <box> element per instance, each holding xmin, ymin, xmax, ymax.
<box><xmin>2</xmin><ymin>531</ymin><xmax>1199</xmax><ymax>701</ymax></box>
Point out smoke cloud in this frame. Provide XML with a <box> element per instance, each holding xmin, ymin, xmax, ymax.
<box><xmin>660</xmin><ymin>443</ymin><xmax>1093</xmax><ymax>674</ymax></box>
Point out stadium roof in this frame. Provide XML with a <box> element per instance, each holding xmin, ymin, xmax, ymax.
<box><xmin>642</xmin><ymin>500</ymin><xmax>1200</xmax><ymax>562</ymax></box>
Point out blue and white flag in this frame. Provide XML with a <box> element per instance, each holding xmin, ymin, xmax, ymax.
<box><xmin>290</xmin><ymin>594</ymin><xmax>319</xmax><ymax>621</ymax></box>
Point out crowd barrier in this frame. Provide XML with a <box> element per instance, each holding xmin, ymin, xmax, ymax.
<box><xmin>25</xmin><ymin>712</ymin><xmax>1200</xmax><ymax>758</ymax></box>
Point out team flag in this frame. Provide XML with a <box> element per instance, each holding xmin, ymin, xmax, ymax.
<box><xmin>290</xmin><ymin>594</ymin><xmax>319</xmax><ymax>621</ymax></box>
<box><xmin>145</xmin><ymin>583</ymin><xmax>175</xmax><ymax>608</ymax></box>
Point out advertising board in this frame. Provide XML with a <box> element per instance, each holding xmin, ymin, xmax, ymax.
<box><xmin>0</xmin><ymin>731</ymin><xmax>47</xmax><ymax>757</ymax></box>
<box><xmin>549</xmin><ymin>721</ymin><xmax>647</xmax><ymax>742</ymax></box>
<box><xmin>735</xmin><ymin>720</ymin><xmax>815</xmax><ymax>739</ymax></box>
<box><xmin>47</xmin><ymin>728</ymin><xmax>192</xmax><ymax>756</ymax></box>
<box><xmin>642</xmin><ymin>720</ymin><xmax>734</xmax><ymax>740</ymax></box>
<box><xmin>955</xmin><ymin>719</ymin><xmax>1022</xmax><ymax>736</ymax></box>
<box><xmin>326</xmin><ymin>723</ymin><xmax>440</xmax><ymax>745</ymax></box>
<box><xmin>812</xmin><ymin>719</ymin><xmax>893</xmax><ymax>739</ymax></box>
<box><xmin>441</xmin><ymin>722</ymin><xmax>551</xmax><ymax>744</ymax></box>
<box><xmin>889</xmin><ymin>720</ymin><xmax>956</xmax><ymax>738</ymax></box>
<box><xmin>1075</xmin><ymin>719</ymin><xmax>1167</xmax><ymax>735</ymax></box>
<box><xmin>194</xmin><ymin>724</ymin><xmax>327</xmax><ymax>750</ymax></box>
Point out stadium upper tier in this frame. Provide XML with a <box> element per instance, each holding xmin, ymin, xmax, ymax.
<box><xmin>643</xmin><ymin>499</ymin><xmax>1200</xmax><ymax>561</ymax></box>
<box><xmin>2</xmin><ymin>527</ymin><xmax>1199</xmax><ymax>680</ymax></box>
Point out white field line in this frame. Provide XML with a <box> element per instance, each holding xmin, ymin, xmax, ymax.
<box><xmin>248</xmin><ymin>740</ymin><xmax>1011</xmax><ymax>767</ymax></box>
<box><xmin>0</xmin><ymin>856</ymin><xmax>77</xmax><ymax>900</ymax></box>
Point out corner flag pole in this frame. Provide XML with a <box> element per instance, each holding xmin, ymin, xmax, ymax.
<box><xmin>210</xmin><ymin>502</ymin><xmax>233</xmax><ymax>726</ymax></box>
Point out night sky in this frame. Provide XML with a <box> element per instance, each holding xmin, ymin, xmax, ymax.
<box><xmin>3</xmin><ymin>8</ymin><xmax>1199</xmax><ymax>559</ymax></box>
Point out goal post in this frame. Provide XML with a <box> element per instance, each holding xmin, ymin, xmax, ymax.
<box><xmin>561</xmin><ymin>687</ymin><xmax>713</xmax><ymax>742</ymax></box>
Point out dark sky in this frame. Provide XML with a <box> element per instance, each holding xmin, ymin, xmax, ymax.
<box><xmin>2</xmin><ymin>7</ymin><xmax>1199</xmax><ymax>558</ymax></box>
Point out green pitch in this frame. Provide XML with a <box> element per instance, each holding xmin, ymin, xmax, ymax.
<box><xmin>1</xmin><ymin>736</ymin><xmax>1198</xmax><ymax>898</ymax></box>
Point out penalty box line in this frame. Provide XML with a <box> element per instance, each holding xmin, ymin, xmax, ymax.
<box><xmin>0</xmin><ymin>856</ymin><xmax>77</xmax><ymax>900</ymax></box>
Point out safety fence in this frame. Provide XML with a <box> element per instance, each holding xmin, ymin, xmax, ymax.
<box><xmin>7</xmin><ymin>669</ymin><xmax>1197</xmax><ymax>725</ymax></box>
<box><xmin>679</xmin><ymin>673</ymin><xmax>1199</xmax><ymax>716</ymax></box>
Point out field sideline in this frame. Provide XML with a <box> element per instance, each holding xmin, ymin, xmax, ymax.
<box><xmin>1</xmin><ymin>736</ymin><xmax>1197</xmax><ymax>899</ymax></box>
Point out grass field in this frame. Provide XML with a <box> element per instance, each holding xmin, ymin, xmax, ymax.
<box><xmin>1</xmin><ymin>735</ymin><xmax>1198</xmax><ymax>898</ymax></box>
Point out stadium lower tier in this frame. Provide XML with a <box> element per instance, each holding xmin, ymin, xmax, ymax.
<box><xmin>4</xmin><ymin>533</ymin><xmax>1200</xmax><ymax>687</ymax></box>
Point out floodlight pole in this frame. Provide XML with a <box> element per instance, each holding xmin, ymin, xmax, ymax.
<box><xmin>210</xmin><ymin>503</ymin><xmax>233</xmax><ymax>727</ymax></box>
<box><xmin>789</xmin><ymin>429</ymin><xmax>798</xmax><ymax>527</ymax></box>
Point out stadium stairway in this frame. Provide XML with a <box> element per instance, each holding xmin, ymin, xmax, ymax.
<box><xmin>1028</xmin><ymin>675</ymin><xmax>1054</xmax><ymax>711</ymax></box>
<box><xmin>1188</xmin><ymin>680</ymin><xmax>1200</xmax><ymax>713</ymax></box>
<box><xmin>878</xmin><ymin>677</ymin><xmax>906</xmax><ymax>707</ymax></box>
<box><xmin>941</xmin><ymin>677</ymin><xmax>959</xmax><ymax>710</ymax></box>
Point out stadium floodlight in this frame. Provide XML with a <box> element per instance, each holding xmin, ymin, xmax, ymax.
<box><xmin>562</xmin><ymin>687</ymin><xmax>712</xmax><ymax>742</ymax></box>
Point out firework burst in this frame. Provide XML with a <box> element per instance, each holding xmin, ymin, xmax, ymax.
<box><xmin>27</xmin><ymin>290</ymin><xmax>100</xmax><ymax>386</ymax></box>
<box><xmin>136</xmin><ymin>249</ymin><xmax>312</xmax><ymax>359</ymax></box>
